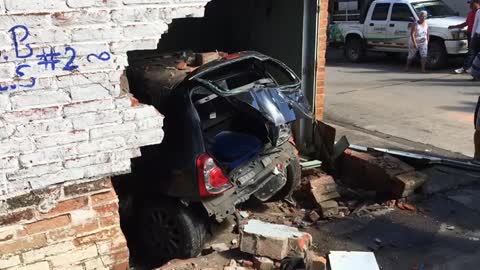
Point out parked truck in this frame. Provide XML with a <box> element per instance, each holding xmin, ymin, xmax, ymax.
<box><xmin>329</xmin><ymin>0</ymin><xmax>468</xmax><ymax>68</ymax></box>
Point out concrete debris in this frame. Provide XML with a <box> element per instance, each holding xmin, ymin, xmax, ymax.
<box><xmin>308</xmin><ymin>210</ymin><xmax>321</xmax><ymax>222</ymax></box>
<box><xmin>392</xmin><ymin>171</ymin><xmax>428</xmax><ymax>199</ymax></box>
<box><xmin>239</xmin><ymin>260</ymin><xmax>254</xmax><ymax>268</ymax></box>
<box><xmin>319</xmin><ymin>200</ymin><xmax>339</xmax><ymax>218</ymax></box>
<box><xmin>224</xmin><ymin>259</ymin><xmax>248</xmax><ymax>270</ymax></box>
<box><xmin>341</xmin><ymin>150</ymin><xmax>427</xmax><ymax>198</ymax></box>
<box><xmin>309</xmin><ymin>175</ymin><xmax>340</xmax><ymax>204</ymax></box>
<box><xmin>240</xmin><ymin>219</ymin><xmax>312</xmax><ymax>260</ymax></box>
<box><xmin>396</xmin><ymin>201</ymin><xmax>416</xmax><ymax>212</ymax></box>
<box><xmin>313</xmin><ymin>121</ymin><xmax>337</xmax><ymax>170</ymax></box>
<box><xmin>305</xmin><ymin>250</ymin><xmax>327</xmax><ymax>270</ymax></box>
<box><xmin>210</xmin><ymin>243</ymin><xmax>231</xmax><ymax>252</ymax></box>
<box><xmin>176</xmin><ymin>61</ymin><xmax>189</xmax><ymax>70</ymax></box>
<box><xmin>253</xmin><ymin>256</ymin><xmax>275</xmax><ymax>270</ymax></box>
<box><xmin>329</xmin><ymin>251</ymin><xmax>380</xmax><ymax>270</ymax></box>
<box><xmin>196</xmin><ymin>52</ymin><xmax>224</xmax><ymax>66</ymax></box>
<box><xmin>240</xmin><ymin>211</ymin><xmax>250</xmax><ymax>219</ymax></box>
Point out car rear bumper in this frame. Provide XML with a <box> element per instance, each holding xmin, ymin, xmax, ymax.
<box><xmin>445</xmin><ymin>39</ymin><xmax>468</xmax><ymax>55</ymax></box>
<box><xmin>200</xmin><ymin>142</ymin><xmax>297</xmax><ymax>222</ymax></box>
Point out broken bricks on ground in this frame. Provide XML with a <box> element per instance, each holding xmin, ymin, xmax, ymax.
<box><xmin>145</xmin><ymin>53</ymin><xmax>436</xmax><ymax>270</ymax></box>
<box><xmin>156</xmin><ymin>143</ymin><xmax>430</xmax><ymax>269</ymax></box>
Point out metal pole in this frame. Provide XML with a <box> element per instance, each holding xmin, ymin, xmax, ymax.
<box><xmin>298</xmin><ymin>0</ymin><xmax>320</xmax><ymax>150</ymax></box>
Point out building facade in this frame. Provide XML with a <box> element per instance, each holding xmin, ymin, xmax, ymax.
<box><xmin>0</xmin><ymin>0</ymin><xmax>329</xmax><ymax>269</ymax></box>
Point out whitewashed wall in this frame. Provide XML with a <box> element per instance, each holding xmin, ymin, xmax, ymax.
<box><xmin>0</xmin><ymin>0</ymin><xmax>210</xmax><ymax>200</ymax></box>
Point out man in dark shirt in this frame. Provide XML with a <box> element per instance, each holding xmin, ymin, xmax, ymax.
<box><xmin>474</xmin><ymin>96</ymin><xmax>480</xmax><ymax>159</ymax></box>
<box><xmin>449</xmin><ymin>0</ymin><xmax>480</xmax><ymax>74</ymax></box>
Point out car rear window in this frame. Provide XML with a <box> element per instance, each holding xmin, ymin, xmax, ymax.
<box><xmin>371</xmin><ymin>3</ymin><xmax>390</xmax><ymax>21</ymax></box>
<box><xmin>201</xmin><ymin>58</ymin><xmax>299</xmax><ymax>92</ymax></box>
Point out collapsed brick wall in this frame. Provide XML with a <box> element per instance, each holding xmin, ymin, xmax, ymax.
<box><xmin>0</xmin><ymin>0</ymin><xmax>210</xmax><ymax>269</ymax></box>
<box><xmin>316</xmin><ymin>0</ymin><xmax>329</xmax><ymax>120</ymax></box>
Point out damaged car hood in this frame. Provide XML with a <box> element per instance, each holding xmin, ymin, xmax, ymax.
<box><xmin>229</xmin><ymin>85</ymin><xmax>312</xmax><ymax>126</ymax></box>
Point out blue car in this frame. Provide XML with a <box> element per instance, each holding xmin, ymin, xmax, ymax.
<box><xmin>118</xmin><ymin>52</ymin><xmax>312</xmax><ymax>264</ymax></box>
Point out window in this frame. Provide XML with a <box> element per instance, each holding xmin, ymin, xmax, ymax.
<box><xmin>264</xmin><ymin>60</ymin><xmax>298</xmax><ymax>86</ymax></box>
<box><xmin>391</xmin><ymin>4</ymin><xmax>413</xmax><ymax>21</ymax></box>
<box><xmin>371</xmin><ymin>3</ymin><xmax>390</xmax><ymax>21</ymax></box>
<box><xmin>412</xmin><ymin>1</ymin><xmax>456</xmax><ymax>18</ymax></box>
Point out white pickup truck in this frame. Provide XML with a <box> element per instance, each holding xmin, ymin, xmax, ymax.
<box><xmin>329</xmin><ymin>0</ymin><xmax>468</xmax><ymax>68</ymax></box>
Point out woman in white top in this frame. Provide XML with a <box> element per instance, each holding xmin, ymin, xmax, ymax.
<box><xmin>405</xmin><ymin>11</ymin><xmax>429</xmax><ymax>73</ymax></box>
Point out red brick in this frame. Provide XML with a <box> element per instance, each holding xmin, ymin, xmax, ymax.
<box><xmin>112</xmin><ymin>261</ymin><xmax>129</xmax><ymax>270</ymax></box>
<box><xmin>47</xmin><ymin>221</ymin><xmax>99</xmax><ymax>242</ymax></box>
<box><xmin>0</xmin><ymin>234</ymin><xmax>47</xmax><ymax>254</ymax></box>
<box><xmin>93</xmin><ymin>202</ymin><xmax>119</xmax><ymax>217</ymax></box>
<box><xmin>91</xmin><ymin>190</ymin><xmax>118</xmax><ymax>206</ymax></box>
<box><xmin>0</xmin><ymin>209</ymin><xmax>35</xmax><ymax>226</ymax></box>
<box><xmin>316</xmin><ymin>0</ymin><xmax>328</xmax><ymax>122</ymax></box>
<box><xmin>112</xmin><ymin>250</ymin><xmax>129</xmax><ymax>261</ymax></box>
<box><xmin>25</xmin><ymin>215</ymin><xmax>71</xmax><ymax>234</ymax></box>
<box><xmin>196</xmin><ymin>52</ymin><xmax>221</xmax><ymax>66</ymax></box>
<box><xmin>176</xmin><ymin>61</ymin><xmax>188</xmax><ymax>70</ymax></box>
<box><xmin>99</xmin><ymin>215</ymin><xmax>119</xmax><ymax>227</ymax></box>
<box><xmin>74</xmin><ymin>227</ymin><xmax>120</xmax><ymax>246</ymax></box>
<box><xmin>341</xmin><ymin>151</ymin><xmax>415</xmax><ymax>192</ymax></box>
<box><xmin>392</xmin><ymin>171</ymin><xmax>428</xmax><ymax>198</ymax></box>
<box><xmin>63</xmin><ymin>178</ymin><xmax>112</xmax><ymax>197</ymax></box>
<box><xmin>41</xmin><ymin>196</ymin><xmax>89</xmax><ymax>218</ymax></box>
<box><xmin>305</xmin><ymin>251</ymin><xmax>326</xmax><ymax>270</ymax></box>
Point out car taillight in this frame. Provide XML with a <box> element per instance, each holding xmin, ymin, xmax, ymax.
<box><xmin>196</xmin><ymin>153</ymin><xmax>233</xmax><ymax>197</ymax></box>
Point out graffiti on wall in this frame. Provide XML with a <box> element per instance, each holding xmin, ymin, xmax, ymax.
<box><xmin>3</xmin><ymin>25</ymin><xmax>113</xmax><ymax>91</ymax></box>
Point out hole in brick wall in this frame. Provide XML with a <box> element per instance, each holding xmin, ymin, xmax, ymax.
<box><xmin>114</xmin><ymin>0</ymin><xmax>312</xmax><ymax>268</ymax></box>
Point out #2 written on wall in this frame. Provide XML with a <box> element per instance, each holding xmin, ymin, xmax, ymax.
<box><xmin>2</xmin><ymin>24</ymin><xmax>112</xmax><ymax>91</ymax></box>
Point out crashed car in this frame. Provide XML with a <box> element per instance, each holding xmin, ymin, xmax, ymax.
<box><xmin>124</xmin><ymin>51</ymin><xmax>311</xmax><ymax>262</ymax></box>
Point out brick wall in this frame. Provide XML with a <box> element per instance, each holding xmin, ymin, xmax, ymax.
<box><xmin>0</xmin><ymin>1</ymin><xmax>210</xmax><ymax>269</ymax></box>
<box><xmin>0</xmin><ymin>178</ymin><xmax>128</xmax><ymax>270</ymax></box>
<box><xmin>316</xmin><ymin>0</ymin><xmax>329</xmax><ymax>120</ymax></box>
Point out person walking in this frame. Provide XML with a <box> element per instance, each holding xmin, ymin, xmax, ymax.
<box><xmin>406</xmin><ymin>11</ymin><xmax>429</xmax><ymax>73</ymax></box>
<box><xmin>474</xmin><ymin>96</ymin><xmax>480</xmax><ymax>160</ymax></box>
<box><xmin>471</xmin><ymin>2</ymin><xmax>480</xmax><ymax>78</ymax></box>
<box><xmin>449</xmin><ymin>0</ymin><xmax>480</xmax><ymax>74</ymax></box>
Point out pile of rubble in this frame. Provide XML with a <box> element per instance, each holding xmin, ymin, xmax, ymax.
<box><xmin>341</xmin><ymin>149</ymin><xmax>428</xmax><ymax>199</ymax></box>
<box><xmin>156</xmin><ymin>121</ymin><xmax>438</xmax><ymax>270</ymax></box>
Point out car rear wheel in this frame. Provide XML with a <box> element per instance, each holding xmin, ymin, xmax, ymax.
<box><xmin>345</xmin><ymin>37</ymin><xmax>365</xmax><ymax>63</ymax></box>
<box><xmin>137</xmin><ymin>198</ymin><xmax>207</xmax><ymax>264</ymax></box>
<box><xmin>427</xmin><ymin>40</ymin><xmax>448</xmax><ymax>69</ymax></box>
<box><xmin>270</xmin><ymin>144</ymin><xmax>301</xmax><ymax>201</ymax></box>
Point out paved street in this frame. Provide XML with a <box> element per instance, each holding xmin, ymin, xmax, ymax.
<box><xmin>325</xmin><ymin>48</ymin><xmax>480</xmax><ymax>157</ymax></box>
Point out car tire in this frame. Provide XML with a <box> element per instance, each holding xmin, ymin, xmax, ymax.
<box><xmin>137</xmin><ymin>198</ymin><xmax>207</xmax><ymax>264</ymax></box>
<box><xmin>345</xmin><ymin>37</ymin><xmax>365</xmax><ymax>63</ymax></box>
<box><xmin>270</xmin><ymin>144</ymin><xmax>302</xmax><ymax>201</ymax></box>
<box><xmin>427</xmin><ymin>40</ymin><xmax>448</xmax><ymax>69</ymax></box>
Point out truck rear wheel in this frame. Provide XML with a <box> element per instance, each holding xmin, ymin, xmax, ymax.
<box><xmin>345</xmin><ymin>37</ymin><xmax>365</xmax><ymax>63</ymax></box>
<box><xmin>427</xmin><ymin>40</ymin><xmax>448</xmax><ymax>69</ymax></box>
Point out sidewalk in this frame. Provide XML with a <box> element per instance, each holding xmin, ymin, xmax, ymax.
<box><xmin>327</xmin><ymin>120</ymin><xmax>469</xmax><ymax>159</ymax></box>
